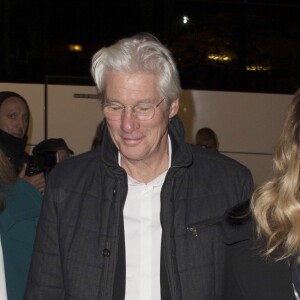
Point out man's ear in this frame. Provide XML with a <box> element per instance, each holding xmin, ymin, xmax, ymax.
<box><xmin>169</xmin><ymin>99</ymin><xmax>179</xmax><ymax>118</ymax></box>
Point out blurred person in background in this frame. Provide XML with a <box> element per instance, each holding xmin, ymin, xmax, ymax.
<box><xmin>0</xmin><ymin>148</ymin><xmax>42</xmax><ymax>300</ymax></box>
<box><xmin>31</xmin><ymin>138</ymin><xmax>74</xmax><ymax>176</ymax></box>
<box><xmin>33</xmin><ymin>138</ymin><xmax>74</xmax><ymax>163</ymax></box>
<box><xmin>0</xmin><ymin>91</ymin><xmax>45</xmax><ymax>193</ymax></box>
<box><xmin>195</xmin><ymin>127</ymin><xmax>219</xmax><ymax>151</ymax></box>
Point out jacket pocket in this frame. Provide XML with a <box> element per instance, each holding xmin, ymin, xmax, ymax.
<box><xmin>187</xmin><ymin>215</ymin><xmax>224</xmax><ymax>237</ymax></box>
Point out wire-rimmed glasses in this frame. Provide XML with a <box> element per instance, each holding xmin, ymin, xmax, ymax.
<box><xmin>103</xmin><ymin>98</ymin><xmax>166</xmax><ymax>121</ymax></box>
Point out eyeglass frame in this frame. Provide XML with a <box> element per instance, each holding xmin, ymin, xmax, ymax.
<box><xmin>103</xmin><ymin>98</ymin><xmax>166</xmax><ymax>121</ymax></box>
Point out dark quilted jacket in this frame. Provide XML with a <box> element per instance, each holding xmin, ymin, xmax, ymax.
<box><xmin>24</xmin><ymin>116</ymin><xmax>253</xmax><ymax>300</ymax></box>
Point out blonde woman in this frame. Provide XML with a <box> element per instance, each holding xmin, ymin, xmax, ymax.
<box><xmin>222</xmin><ymin>91</ymin><xmax>300</xmax><ymax>299</ymax></box>
<box><xmin>251</xmin><ymin>90</ymin><xmax>300</xmax><ymax>298</ymax></box>
<box><xmin>0</xmin><ymin>149</ymin><xmax>42</xmax><ymax>299</ymax></box>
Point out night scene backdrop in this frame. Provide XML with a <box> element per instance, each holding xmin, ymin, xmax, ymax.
<box><xmin>1</xmin><ymin>0</ymin><xmax>300</xmax><ymax>94</ymax></box>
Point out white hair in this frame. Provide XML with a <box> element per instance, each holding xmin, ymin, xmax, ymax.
<box><xmin>91</xmin><ymin>33</ymin><xmax>181</xmax><ymax>106</ymax></box>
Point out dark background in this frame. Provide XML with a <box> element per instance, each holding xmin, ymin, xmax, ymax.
<box><xmin>1</xmin><ymin>0</ymin><xmax>300</xmax><ymax>94</ymax></box>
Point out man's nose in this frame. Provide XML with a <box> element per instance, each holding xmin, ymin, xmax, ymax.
<box><xmin>120</xmin><ymin>107</ymin><xmax>138</xmax><ymax>131</ymax></box>
<box><xmin>16</xmin><ymin>117</ymin><xmax>27</xmax><ymax>129</ymax></box>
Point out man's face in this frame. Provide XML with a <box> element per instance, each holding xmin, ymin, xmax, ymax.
<box><xmin>104</xmin><ymin>70</ymin><xmax>178</xmax><ymax>163</ymax></box>
<box><xmin>0</xmin><ymin>97</ymin><xmax>29</xmax><ymax>138</ymax></box>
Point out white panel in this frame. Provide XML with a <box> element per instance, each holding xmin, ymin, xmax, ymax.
<box><xmin>47</xmin><ymin>85</ymin><xmax>103</xmax><ymax>155</ymax></box>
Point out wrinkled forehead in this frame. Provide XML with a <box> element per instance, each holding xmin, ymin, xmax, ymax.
<box><xmin>1</xmin><ymin>96</ymin><xmax>29</xmax><ymax>114</ymax></box>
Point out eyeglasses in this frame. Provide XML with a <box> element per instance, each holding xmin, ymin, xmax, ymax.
<box><xmin>103</xmin><ymin>98</ymin><xmax>166</xmax><ymax>121</ymax></box>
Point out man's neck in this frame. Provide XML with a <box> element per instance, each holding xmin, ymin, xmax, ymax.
<box><xmin>121</xmin><ymin>154</ymin><xmax>169</xmax><ymax>184</ymax></box>
<box><xmin>120</xmin><ymin>136</ymin><xmax>171</xmax><ymax>184</ymax></box>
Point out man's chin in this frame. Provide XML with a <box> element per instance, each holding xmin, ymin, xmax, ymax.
<box><xmin>120</xmin><ymin>148</ymin><xmax>145</xmax><ymax>162</ymax></box>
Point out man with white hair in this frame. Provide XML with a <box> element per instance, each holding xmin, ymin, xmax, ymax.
<box><xmin>25</xmin><ymin>33</ymin><xmax>253</xmax><ymax>299</ymax></box>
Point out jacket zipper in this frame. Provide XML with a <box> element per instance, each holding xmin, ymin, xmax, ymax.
<box><xmin>187</xmin><ymin>216</ymin><xmax>224</xmax><ymax>238</ymax></box>
<box><xmin>186</xmin><ymin>226</ymin><xmax>198</xmax><ymax>237</ymax></box>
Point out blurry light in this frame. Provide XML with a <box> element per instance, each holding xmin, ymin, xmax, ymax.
<box><xmin>69</xmin><ymin>44</ymin><xmax>83</xmax><ymax>52</ymax></box>
<box><xmin>208</xmin><ymin>54</ymin><xmax>232</xmax><ymax>62</ymax></box>
<box><xmin>246</xmin><ymin>65</ymin><xmax>271</xmax><ymax>72</ymax></box>
<box><xmin>182</xmin><ymin>16</ymin><xmax>189</xmax><ymax>24</ymax></box>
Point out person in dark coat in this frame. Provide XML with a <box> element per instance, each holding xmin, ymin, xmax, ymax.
<box><xmin>24</xmin><ymin>32</ymin><xmax>253</xmax><ymax>299</ymax></box>
<box><xmin>0</xmin><ymin>91</ymin><xmax>45</xmax><ymax>193</ymax></box>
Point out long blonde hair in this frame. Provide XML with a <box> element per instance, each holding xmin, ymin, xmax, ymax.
<box><xmin>0</xmin><ymin>148</ymin><xmax>17</xmax><ymax>211</ymax></box>
<box><xmin>251</xmin><ymin>90</ymin><xmax>300</xmax><ymax>261</ymax></box>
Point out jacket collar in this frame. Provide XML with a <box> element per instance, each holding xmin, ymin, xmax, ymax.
<box><xmin>168</xmin><ymin>115</ymin><xmax>192</xmax><ymax>168</ymax></box>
